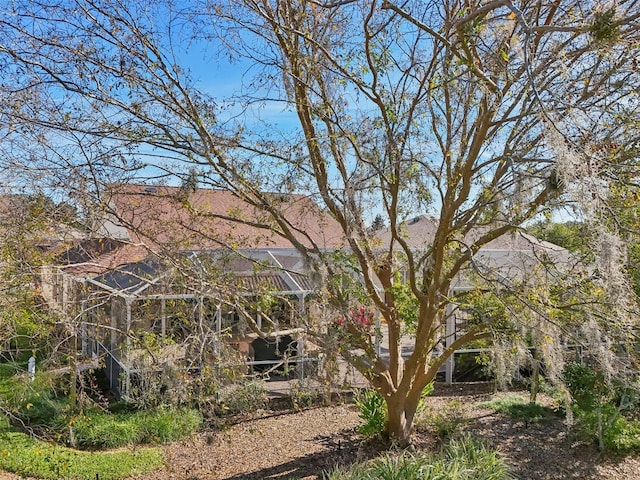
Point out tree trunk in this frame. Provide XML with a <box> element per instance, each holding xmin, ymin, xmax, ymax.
<box><xmin>530</xmin><ymin>348</ymin><xmax>541</xmax><ymax>404</ymax></box>
<box><xmin>529</xmin><ymin>362</ymin><xmax>539</xmax><ymax>404</ymax></box>
<box><xmin>385</xmin><ymin>394</ymin><xmax>418</xmax><ymax>446</ymax></box>
<box><xmin>69</xmin><ymin>335</ymin><xmax>78</xmax><ymax>412</ymax></box>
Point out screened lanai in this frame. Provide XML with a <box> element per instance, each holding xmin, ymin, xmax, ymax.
<box><xmin>79</xmin><ymin>249</ymin><xmax>319</xmax><ymax>398</ymax></box>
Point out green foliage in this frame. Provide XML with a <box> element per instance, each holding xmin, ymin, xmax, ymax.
<box><xmin>1</xmin><ymin>366</ymin><xmax>199</xmax><ymax>450</ymax></box>
<box><xmin>70</xmin><ymin>407</ymin><xmax>201</xmax><ymax>448</ymax></box>
<box><xmin>390</xmin><ymin>278</ymin><xmax>419</xmax><ymax>332</ymax></box>
<box><xmin>564</xmin><ymin>362</ymin><xmax>608</xmax><ymax>410</ymax></box>
<box><xmin>564</xmin><ymin>362</ymin><xmax>640</xmax><ymax>452</ymax></box>
<box><xmin>323</xmin><ymin>435</ymin><xmax>512</xmax><ymax>480</ymax></box>
<box><xmin>369</xmin><ymin>214</ymin><xmax>386</xmax><ymax>232</ymax></box>
<box><xmin>419</xmin><ymin>399</ymin><xmax>467</xmax><ymax>440</ymax></box>
<box><xmin>354</xmin><ymin>388</ymin><xmax>387</xmax><ymax>439</ymax></box>
<box><xmin>416</xmin><ymin>382</ymin><xmax>434</xmax><ymax>413</ymax></box>
<box><xmin>601</xmin><ymin>416</ymin><xmax>640</xmax><ymax>453</ymax></box>
<box><xmin>479</xmin><ymin>395</ymin><xmax>557</xmax><ymax>425</ymax></box>
<box><xmin>0</xmin><ymin>420</ymin><xmax>163</xmax><ymax>480</ymax></box>
<box><xmin>457</xmin><ymin>290</ymin><xmax>510</xmax><ymax>332</ymax></box>
<box><xmin>0</xmin><ymin>370</ymin><xmax>68</xmax><ymax>427</ymax></box>
<box><xmin>216</xmin><ymin>379</ymin><xmax>268</xmax><ymax>415</ymax></box>
<box><xmin>572</xmin><ymin>406</ymin><xmax>640</xmax><ymax>453</ymax></box>
<box><xmin>325</xmin><ymin>250</ymin><xmax>370</xmax><ymax>306</ymax></box>
<box><xmin>527</xmin><ymin>221</ymin><xmax>589</xmax><ymax>253</ymax></box>
<box><xmin>0</xmin><ymin>363</ymin><xmax>19</xmax><ymax>380</ymax></box>
<box><xmin>590</xmin><ymin>8</ymin><xmax>620</xmax><ymax>45</ymax></box>
<box><xmin>290</xmin><ymin>379</ymin><xmax>324</xmax><ymax>410</ymax></box>
<box><xmin>1</xmin><ymin>307</ymin><xmax>53</xmax><ymax>361</ymax></box>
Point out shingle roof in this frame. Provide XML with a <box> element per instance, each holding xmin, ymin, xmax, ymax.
<box><xmin>59</xmin><ymin>242</ymin><xmax>149</xmax><ymax>277</ymax></box>
<box><xmin>378</xmin><ymin>215</ymin><xmax>566</xmax><ymax>254</ymax></box>
<box><xmin>376</xmin><ymin>215</ymin><xmax>573</xmax><ymax>288</ymax></box>
<box><xmin>97</xmin><ymin>184</ymin><xmax>345</xmax><ymax>251</ymax></box>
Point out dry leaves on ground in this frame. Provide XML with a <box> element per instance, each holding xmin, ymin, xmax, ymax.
<box><xmin>3</xmin><ymin>384</ymin><xmax>640</xmax><ymax>480</ymax></box>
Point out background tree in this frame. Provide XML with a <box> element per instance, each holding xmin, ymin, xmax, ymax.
<box><xmin>1</xmin><ymin>0</ymin><xmax>639</xmax><ymax>444</ymax></box>
<box><xmin>528</xmin><ymin>221</ymin><xmax>590</xmax><ymax>254</ymax></box>
<box><xmin>0</xmin><ymin>192</ymin><xmax>77</xmax><ymax>362</ymax></box>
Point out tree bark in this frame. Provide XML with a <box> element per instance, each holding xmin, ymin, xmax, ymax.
<box><xmin>385</xmin><ymin>392</ymin><xmax>419</xmax><ymax>446</ymax></box>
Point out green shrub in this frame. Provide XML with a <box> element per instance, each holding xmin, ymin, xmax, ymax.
<box><xmin>5</xmin><ymin>309</ymin><xmax>53</xmax><ymax>362</ymax></box>
<box><xmin>1</xmin><ymin>364</ymin><xmax>200</xmax><ymax>450</ymax></box>
<box><xmin>323</xmin><ymin>435</ymin><xmax>512</xmax><ymax>480</ymax></box>
<box><xmin>564</xmin><ymin>361</ymin><xmax>640</xmax><ymax>452</ymax></box>
<box><xmin>574</xmin><ymin>407</ymin><xmax>640</xmax><ymax>453</ymax></box>
<box><xmin>290</xmin><ymin>380</ymin><xmax>324</xmax><ymax>410</ymax></box>
<box><xmin>0</xmin><ymin>362</ymin><xmax>23</xmax><ymax>380</ymax></box>
<box><xmin>0</xmin><ymin>371</ymin><xmax>68</xmax><ymax>427</ymax></box>
<box><xmin>425</xmin><ymin>399</ymin><xmax>467</xmax><ymax>440</ymax></box>
<box><xmin>602</xmin><ymin>415</ymin><xmax>640</xmax><ymax>453</ymax></box>
<box><xmin>354</xmin><ymin>388</ymin><xmax>387</xmax><ymax>439</ymax></box>
<box><xmin>216</xmin><ymin>380</ymin><xmax>268</xmax><ymax>415</ymax></box>
<box><xmin>564</xmin><ymin>362</ymin><xmax>607</xmax><ymax>410</ymax></box>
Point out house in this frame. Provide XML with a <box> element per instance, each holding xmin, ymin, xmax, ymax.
<box><xmin>379</xmin><ymin>214</ymin><xmax>573</xmax><ymax>285</ymax></box>
<box><xmin>40</xmin><ymin>185</ymin><xmax>572</xmax><ymax>396</ymax></box>
<box><xmin>376</xmin><ymin>215</ymin><xmax>575</xmax><ymax>382</ymax></box>
<box><xmin>41</xmin><ymin>184</ymin><xmax>345</xmax><ymax>398</ymax></box>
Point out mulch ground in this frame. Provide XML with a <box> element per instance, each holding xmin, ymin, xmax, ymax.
<box><xmin>133</xmin><ymin>383</ymin><xmax>640</xmax><ymax>480</ymax></box>
<box><xmin>2</xmin><ymin>383</ymin><xmax>639</xmax><ymax>479</ymax></box>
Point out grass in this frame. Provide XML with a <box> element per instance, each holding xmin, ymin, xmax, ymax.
<box><xmin>0</xmin><ymin>418</ymin><xmax>164</xmax><ymax>480</ymax></box>
<box><xmin>324</xmin><ymin>435</ymin><xmax>513</xmax><ymax>480</ymax></box>
<box><xmin>71</xmin><ymin>406</ymin><xmax>202</xmax><ymax>448</ymax></box>
<box><xmin>0</xmin><ymin>362</ymin><xmax>25</xmax><ymax>379</ymax></box>
<box><xmin>0</xmin><ymin>362</ymin><xmax>198</xmax><ymax>478</ymax></box>
<box><xmin>479</xmin><ymin>395</ymin><xmax>557</xmax><ymax>425</ymax></box>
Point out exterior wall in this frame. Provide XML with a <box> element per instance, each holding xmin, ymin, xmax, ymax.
<box><xmin>38</xmin><ymin>266</ymin><xmax>64</xmax><ymax>312</ymax></box>
<box><xmin>94</xmin><ymin>200</ymin><xmax>132</xmax><ymax>240</ymax></box>
<box><xmin>39</xmin><ymin>266</ymin><xmax>82</xmax><ymax>318</ymax></box>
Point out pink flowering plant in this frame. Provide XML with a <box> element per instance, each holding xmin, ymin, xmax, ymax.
<box><xmin>335</xmin><ymin>305</ymin><xmax>375</xmax><ymax>334</ymax></box>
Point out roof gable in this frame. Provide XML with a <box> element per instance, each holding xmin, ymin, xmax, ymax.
<box><xmin>377</xmin><ymin>215</ymin><xmax>567</xmax><ymax>254</ymax></box>
<box><xmin>375</xmin><ymin>215</ymin><xmax>574</xmax><ymax>288</ymax></box>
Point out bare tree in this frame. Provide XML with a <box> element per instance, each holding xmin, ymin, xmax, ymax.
<box><xmin>1</xmin><ymin>0</ymin><xmax>639</xmax><ymax>443</ymax></box>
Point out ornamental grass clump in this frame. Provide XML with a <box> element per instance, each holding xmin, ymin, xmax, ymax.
<box><xmin>323</xmin><ymin>435</ymin><xmax>513</xmax><ymax>480</ymax></box>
